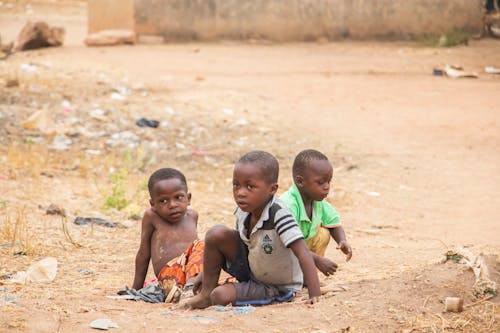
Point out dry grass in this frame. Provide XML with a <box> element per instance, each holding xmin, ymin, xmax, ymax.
<box><xmin>0</xmin><ymin>206</ymin><xmax>39</xmax><ymax>256</ymax></box>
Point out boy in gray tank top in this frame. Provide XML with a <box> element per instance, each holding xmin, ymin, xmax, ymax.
<box><xmin>184</xmin><ymin>151</ymin><xmax>320</xmax><ymax>308</ymax></box>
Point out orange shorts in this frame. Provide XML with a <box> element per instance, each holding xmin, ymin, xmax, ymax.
<box><xmin>157</xmin><ymin>239</ymin><xmax>204</xmax><ymax>287</ymax></box>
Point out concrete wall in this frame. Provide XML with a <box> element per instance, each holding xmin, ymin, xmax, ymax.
<box><xmin>90</xmin><ymin>0</ymin><xmax>484</xmax><ymax>41</ymax></box>
<box><xmin>88</xmin><ymin>0</ymin><xmax>135</xmax><ymax>34</ymax></box>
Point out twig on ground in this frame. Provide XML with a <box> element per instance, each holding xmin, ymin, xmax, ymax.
<box><xmin>61</xmin><ymin>217</ymin><xmax>83</xmax><ymax>248</ymax></box>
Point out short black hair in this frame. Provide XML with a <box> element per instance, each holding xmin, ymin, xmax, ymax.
<box><xmin>148</xmin><ymin>168</ymin><xmax>187</xmax><ymax>197</ymax></box>
<box><xmin>292</xmin><ymin>149</ymin><xmax>329</xmax><ymax>177</ymax></box>
<box><xmin>237</xmin><ymin>150</ymin><xmax>279</xmax><ymax>184</ymax></box>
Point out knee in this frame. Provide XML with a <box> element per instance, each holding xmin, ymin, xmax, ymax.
<box><xmin>210</xmin><ymin>285</ymin><xmax>234</xmax><ymax>306</ymax></box>
<box><xmin>205</xmin><ymin>225</ymin><xmax>233</xmax><ymax>245</ymax></box>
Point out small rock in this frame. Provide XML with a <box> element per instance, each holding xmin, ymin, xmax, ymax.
<box><xmin>46</xmin><ymin>204</ymin><xmax>66</xmax><ymax>217</ymax></box>
<box><xmin>14</xmin><ymin>21</ymin><xmax>65</xmax><ymax>51</ymax></box>
<box><xmin>89</xmin><ymin>318</ymin><xmax>118</xmax><ymax>330</ymax></box>
<box><xmin>5</xmin><ymin>78</ymin><xmax>18</xmax><ymax>88</ymax></box>
<box><xmin>84</xmin><ymin>30</ymin><xmax>135</xmax><ymax>47</ymax></box>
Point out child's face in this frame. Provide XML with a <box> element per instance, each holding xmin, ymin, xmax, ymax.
<box><xmin>297</xmin><ymin>159</ymin><xmax>333</xmax><ymax>201</ymax></box>
<box><xmin>232</xmin><ymin>162</ymin><xmax>278</xmax><ymax>214</ymax></box>
<box><xmin>150</xmin><ymin>178</ymin><xmax>191</xmax><ymax>223</ymax></box>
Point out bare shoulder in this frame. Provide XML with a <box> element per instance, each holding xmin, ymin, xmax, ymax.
<box><xmin>142</xmin><ymin>208</ymin><xmax>159</xmax><ymax>227</ymax></box>
<box><xmin>185</xmin><ymin>208</ymin><xmax>199</xmax><ymax>224</ymax></box>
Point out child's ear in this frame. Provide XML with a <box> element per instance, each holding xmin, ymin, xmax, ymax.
<box><xmin>187</xmin><ymin>193</ymin><xmax>192</xmax><ymax>205</ymax></box>
<box><xmin>270</xmin><ymin>183</ymin><xmax>278</xmax><ymax>195</ymax></box>
<box><xmin>149</xmin><ymin>198</ymin><xmax>154</xmax><ymax>208</ymax></box>
<box><xmin>295</xmin><ymin>175</ymin><xmax>304</xmax><ymax>187</ymax></box>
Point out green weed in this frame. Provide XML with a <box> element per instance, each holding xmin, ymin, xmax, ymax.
<box><xmin>103</xmin><ymin>168</ymin><xmax>129</xmax><ymax>210</ymax></box>
<box><xmin>417</xmin><ymin>30</ymin><xmax>470</xmax><ymax>47</ymax></box>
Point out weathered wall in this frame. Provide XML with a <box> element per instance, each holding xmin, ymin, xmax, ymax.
<box><xmin>90</xmin><ymin>0</ymin><xmax>484</xmax><ymax>40</ymax></box>
<box><xmin>88</xmin><ymin>0</ymin><xmax>134</xmax><ymax>34</ymax></box>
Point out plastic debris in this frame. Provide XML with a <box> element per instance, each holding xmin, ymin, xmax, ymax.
<box><xmin>444</xmin><ymin>65</ymin><xmax>478</xmax><ymax>78</ymax></box>
<box><xmin>11</xmin><ymin>257</ymin><xmax>58</xmax><ymax>284</ymax></box>
<box><xmin>74</xmin><ymin>216</ymin><xmax>126</xmax><ymax>228</ymax></box>
<box><xmin>366</xmin><ymin>191</ymin><xmax>380</xmax><ymax>197</ymax></box>
<box><xmin>106</xmin><ymin>131</ymin><xmax>140</xmax><ymax>148</ymax></box>
<box><xmin>432</xmin><ymin>68</ymin><xmax>443</xmax><ymax>76</ymax></box>
<box><xmin>20</xmin><ymin>63</ymin><xmax>38</xmax><ymax>73</ymax></box>
<box><xmin>78</xmin><ymin>268</ymin><xmax>95</xmax><ymax>275</ymax></box>
<box><xmin>89</xmin><ymin>318</ymin><xmax>119</xmax><ymax>330</ymax></box>
<box><xmin>136</xmin><ymin>118</ymin><xmax>159</xmax><ymax>128</ymax></box>
<box><xmin>214</xmin><ymin>305</ymin><xmax>254</xmax><ymax>314</ymax></box>
<box><xmin>485</xmin><ymin>66</ymin><xmax>500</xmax><ymax>74</ymax></box>
<box><xmin>445</xmin><ymin>297</ymin><xmax>464</xmax><ymax>312</ymax></box>
<box><xmin>164</xmin><ymin>106</ymin><xmax>175</xmax><ymax>114</ymax></box>
<box><xmin>49</xmin><ymin>134</ymin><xmax>72</xmax><ymax>151</ymax></box>
<box><xmin>110</xmin><ymin>92</ymin><xmax>126</xmax><ymax>101</ymax></box>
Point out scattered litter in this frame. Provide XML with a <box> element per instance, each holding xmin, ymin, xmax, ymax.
<box><xmin>106</xmin><ymin>131</ymin><xmax>140</xmax><ymax>148</ymax></box>
<box><xmin>90</xmin><ymin>108</ymin><xmax>107</xmax><ymax>120</ymax></box>
<box><xmin>441</xmin><ymin>247</ymin><xmax>497</xmax><ymax>297</ymax></box>
<box><xmin>160</xmin><ymin>310</ymin><xmax>219</xmax><ymax>324</ymax></box>
<box><xmin>11</xmin><ymin>257</ymin><xmax>58</xmax><ymax>284</ymax></box>
<box><xmin>61</xmin><ymin>99</ymin><xmax>72</xmax><ymax>112</ymax></box>
<box><xmin>46</xmin><ymin>203</ymin><xmax>66</xmax><ymax>217</ymax></box>
<box><xmin>366</xmin><ymin>191</ymin><xmax>380</xmax><ymax>197</ymax></box>
<box><xmin>164</xmin><ymin>106</ymin><xmax>175</xmax><ymax>114</ymax></box>
<box><xmin>214</xmin><ymin>305</ymin><xmax>254</xmax><ymax>314</ymax></box>
<box><xmin>110</xmin><ymin>92</ymin><xmax>126</xmax><ymax>101</ymax></box>
<box><xmin>444</xmin><ymin>65</ymin><xmax>478</xmax><ymax>78</ymax></box>
<box><xmin>445</xmin><ymin>297</ymin><xmax>464</xmax><ymax>313</ymax></box>
<box><xmin>116</xmin><ymin>283</ymin><xmax>165</xmax><ymax>303</ymax></box>
<box><xmin>433</xmin><ymin>68</ymin><xmax>444</xmax><ymax>76</ymax></box>
<box><xmin>49</xmin><ymin>134</ymin><xmax>72</xmax><ymax>151</ymax></box>
<box><xmin>89</xmin><ymin>318</ymin><xmax>119</xmax><ymax>330</ymax></box>
<box><xmin>20</xmin><ymin>63</ymin><xmax>37</xmax><ymax>73</ymax></box>
<box><xmin>223</xmin><ymin>108</ymin><xmax>235</xmax><ymax>116</ymax></box>
<box><xmin>136</xmin><ymin>118</ymin><xmax>159</xmax><ymax>128</ymax></box>
<box><xmin>160</xmin><ymin>121</ymin><xmax>169</xmax><ymax>127</ymax></box>
<box><xmin>175</xmin><ymin>142</ymin><xmax>186</xmax><ymax>149</ymax></box>
<box><xmin>78</xmin><ymin>268</ymin><xmax>95</xmax><ymax>275</ymax></box>
<box><xmin>484</xmin><ymin>66</ymin><xmax>500</xmax><ymax>74</ymax></box>
<box><xmin>73</xmin><ymin>216</ymin><xmax>126</xmax><ymax>228</ymax></box>
<box><xmin>230</xmin><ymin>118</ymin><xmax>248</xmax><ymax>127</ymax></box>
<box><xmin>1</xmin><ymin>294</ymin><xmax>18</xmax><ymax>306</ymax></box>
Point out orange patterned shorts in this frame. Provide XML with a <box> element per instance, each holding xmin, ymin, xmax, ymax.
<box><xmin>157</xmin><ymin>239</ymin><xmax>204</xmax><ymax>287</ymax></box>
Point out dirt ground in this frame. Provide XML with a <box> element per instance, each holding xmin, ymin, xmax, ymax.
<box><xmin>1</xmin><ymin>1</ymin><xmax>499</xmax><ymax>332</ymax></box>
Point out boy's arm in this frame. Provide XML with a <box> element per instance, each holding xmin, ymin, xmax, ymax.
<box><xmin>329</xmin><ymin>226</ymin><xmax>352</xmax><ymax>261</ymax></box>
<box><xmin>289</xmin><ymin>239</ymin><xmax>321</xmax><ymax>302</ymax></box>
<box><xmin>132</xmin><ymin>210</ymin><xmax>155</xmax><ymax>290</ymax></box>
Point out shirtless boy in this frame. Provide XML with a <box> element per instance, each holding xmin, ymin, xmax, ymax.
<box><xmin>132</xmin><ymin>168</ymin><xmax>203</xmax><ymax>302</ymax></box>
<box><xmin>185</xmin><ymin>151</ymin><xmax>321</xmax><ymax>309</ymax></box>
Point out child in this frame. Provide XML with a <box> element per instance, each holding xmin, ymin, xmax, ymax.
<box><xmin>132</xmin><ymin>168</ymin><xmax>203</xmax><ymax>302</ymax></box>
<box><xmin>281</xmin><ymin>149</ymin><xmax>352</xmax><ymax>277</ymax></box>
<box><xmin>184</xmin><ymin>151</ymin><xmax>321</xmax><ymax>309</ymax></box>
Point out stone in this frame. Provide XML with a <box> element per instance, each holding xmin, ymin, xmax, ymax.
<box><xmin>84</xmin><ymin>29</ymin><xmax>136</xmax><ymax>46</ymax></box>
<box><xmin>14</xmin><ymin>21</ymin><xmax>65</xmax><ymax>51</ymax></box>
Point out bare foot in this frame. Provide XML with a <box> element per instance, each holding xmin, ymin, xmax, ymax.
<box><xmin>179</xmin><ymin>293</ymin><xmax>212</xmax><ymax>309</ymax></box>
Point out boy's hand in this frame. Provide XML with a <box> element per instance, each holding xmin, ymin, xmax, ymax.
<box><xmin>191</xmin><ymin>272</ymin><xmax>203</xmax><ymax>295</ymax></box>
<box><xmin>306</xmin><ymin>296</ymin><xmax>320</xmax><ymax>304</ymax></box>
<box><xmin>336</xmin><ymin>240</ymin><xmax>352</xmax><ymax>261</ymax></box>
<box><xmin>315</xmin><ymin>256</ymin><xmax>338</xmax><ymax>276</ymax></box>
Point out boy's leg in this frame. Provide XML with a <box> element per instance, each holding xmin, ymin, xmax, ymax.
<box><xmin>305</xmin><ymin>226</ymin><xmax>330</xmax><ymax>257</ymax></box>
<box><xmin>184</xmin><ymin>225</ymin><xmax>243</xmax><ymax>309</ymax></box>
